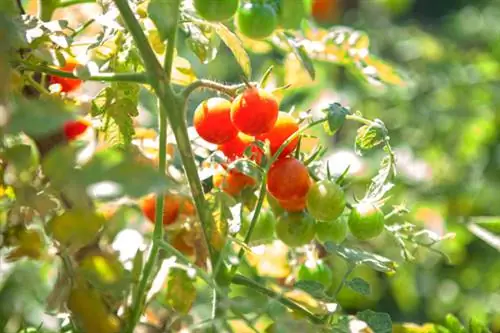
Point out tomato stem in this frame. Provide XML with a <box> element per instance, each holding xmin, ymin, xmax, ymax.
<box><xmin>182</xmin><ymin>79</ymin><xmax>248</xmax><ymax>100</ymax></box>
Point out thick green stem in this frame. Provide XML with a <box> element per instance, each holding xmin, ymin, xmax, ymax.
<box><xmin>18</xmin><ymin>63</ymin><xmax>148</xmax><ymax>83</ymax></box>
<box><xmin>232</xmin><ymin>274</ymin><xmax>325</xmax><ymax>325</ymax></box>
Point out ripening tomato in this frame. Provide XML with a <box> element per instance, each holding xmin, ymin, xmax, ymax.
<box><xmin>348</xmin><ymin>201</ymin><xmax>385</xmax><ymax>240</ymax></box>
<box><xmin>213</xmin><ymin>167</ymin><xmax>256</xmax><ymax>196</ymax></box>
<box><xmin>315</xmin><ymin>215</ymin><xmax>348</xmax><ymax>243</ymax></box>
<box><xmin>306</xmin><ymin>180</ymin><xmax>346</xmax><ymax>221</ymax></box>
<box><xmin>297</xmin><ymin>259</ymin><xmax>333</xmax><ymax>288</ymax></box>
<box><xmin>236</xmin><ymin>2</ymin><xmax>278</xmax><ymax>40</ymax></box>
<box><xmin>140</xmin><ymin>194</ymin><xmax>187</xmax><ymax>226</ymax></box>
<box><xmin>258</xmin><ymin>111</ymin><xmax>299</xmax><ymax>158</ymax></box>
<box><xmin>231</xmin><ymin>87</ymin><xmax>279</xmax><ymax>136</ymax></box>
<box><xmin>267</xmin><ymin>157</ymin><xmax>310</xmax><ymax>201</ymax></box>
<box><xmin>63</xmin><ymin>119</ymin><xmax>90</xmax><ymax>141</ymax></box>
<box><xmin>194</xmin><ymin>0</ymin><xmax>239</xmax><ymax>21</ymax></box>
<box><xmin>218</xmin><ymin>132</ymin><xmax>263</xmax><ymax>162</ymax></box>
<box><xmin>275</xmin><ymin>212</ymin><xmax>315</xmax><ymax>247</ymax></box>
<box><xmin>193</xmin><ymin>97</ymin><xmax>238</xmax><ymax>144</ymax></box>
<box><xmin>49</xmin><ymin>60</ymin><xmax>83</xmax><ymax>93</ymax></box>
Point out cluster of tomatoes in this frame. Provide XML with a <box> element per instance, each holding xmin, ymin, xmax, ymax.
<box><xmin>191</xmin><ymin>84</ymin><xmax>386</xmax><ymax>248</ymax></box>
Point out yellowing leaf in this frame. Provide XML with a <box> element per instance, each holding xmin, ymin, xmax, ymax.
<box><xmin>172</xmin><ymin>56</ymin><xmax>197</xmax><ymax>86</ymax></box>
<box><xmin>5</xmin><ymin>228</ymin><xmax>45</xmax><ymax>261</ymax></box>
<box><xmin>47</xmin><ymin>210</ymin><xmax>105</xmax><ymax>250</ymax></box>
<box><xmin>165</xmin><ymin>268</ymin><xmax>197</xmax><ymax>314</ymax></box>
<box><xmin>213</xmin><ymin>23</ymin><xmax>252</xmax><ymax>78</ymax></box>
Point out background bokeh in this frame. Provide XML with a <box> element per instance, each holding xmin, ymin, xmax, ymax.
<box><xmin>1</xmin><ymin>0</ymin><xmax>499</xmax><ymax>331</ymax></box>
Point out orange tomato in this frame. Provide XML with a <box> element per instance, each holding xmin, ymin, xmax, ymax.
<box><xmin>140</xmin><ymin>194</ymin><xmax>187</xmax><ymax>226</ymax></box>
<box><xmin>257</xmin><ymin>111</ymin><xmax>299</xmax><ymax>158</ymax></box>
<box><xmin>231</xmin><ymin>87</ymin><xmax>279</xmax><ymax>136</ymax></box>
<box><xmin>218</xmin><ymin>132</ymin><xmax>263</xmax><ymax>163</ymax></box>
<box><xmin>63</xmin><ymin>119</ymin><xmax>90</xmax><ymax>141</ymax></box>
<box><xmin>277</xmin><ymin>195</ymin><xmax>307</xmax><ymax>212</ymax></box>
<box><xmin>267</xmin><ymin>157</ymin><xmax>310</xmax><ymax>201</ymax></box>
<box><xmin>193</xmin><ymin>97</ymin><xmax>238</xmax><ymax>144</ymax></box>
<box><xmin>213</xmin><ymin>167</ymin><xmax>256</xmax><ymax>196</ymax></box>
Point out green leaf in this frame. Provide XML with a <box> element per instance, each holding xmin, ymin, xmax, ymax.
<box><xmin>2</xmin><ymin>144</ymin><xmax>38</xmax><ymax>173</ymax></box>
<box><xmin>185</xmin><ymin>22</ymin><xmax>220</xmax><ymax>64</ymax></box>
<box><xmin>322</xmin><ymin>103</ymin><xmax>348</xmax><ymax>135</ymax></box>
<box><xmin>324</xmin><ymin>242</ymin><xmax>397</xmax><ymax>273</ymax></box>
<box><xmin>346</xmin><ymin>277</ymin><xmax>370</xmax><ymax>296</ymax></box>
<box><xmin>445</xmin><ymin>314</ymin><xmax>466</xmax><ymax>333</ymax></box>
<box><xmin>357</xmin><ymin>310</ymin><xmax>392</xmax><ymax>333</ymax></box>
<box><xmin>294</xmin><ymin>280</ymin><xmax>329</xmax><ymax>300</ymax></box>
<box><xmin>47</xmin><ymin>210</ymin><xmax>105</xmax><ymax>249</ymax></box>
<box><xmin>165</xmin><ymin>268</ymin><xmax>197</xmax><ymax>314</ymax></box>
<box><xmin>469</xmin><ymin>317</ymin><xmax>491</xmax><ymax>333</ymax></box>
<box><xmin>354</xmin><ymin>119</ymin><xmax>387</xmax><ymax>155</ymax></box>
<box><xmin>43</xmin><ymin>146</ymin><xmax>172</xmax><ymax>201</ymax></box>
<box><xmin>280</xmin><ymin>32</ymin><xmax>315</xmax><ymax>80</ymax></box>
<box><xmin>213</xmin><ymin>22</ymin><xmax>252</xmax><ymax>78</ymax></box>
<box><xmin>148</xmin><ymin>0</ymin><xmax>178</xmax><ymax>41</ymax></box>
<box><xmin>6</xmin><ymin>97</ymin><xmax>74</xmax><ymax>137</ymax></box>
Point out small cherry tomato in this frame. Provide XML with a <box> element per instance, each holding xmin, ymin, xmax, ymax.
<box><xmin>140</xmin><ymin>194</ymin><xmax>186</xmax><ymax>226</ymax></box>
<box><xmin>275</xmin><ymin>212</ymin><xmax>315</xmax><ymax>247</ymax></box>
<box><xmin>267</xmin><ymin>157</ymin><xmax>310</xmax><ymax>201</ymax></box>
<box><xmin>236</xmin><ymin>2</ymin><xmax>278</xmax><ymax>39</ymax></box>
<box><xmin>297</xmin><ymin>259</ymin><xmax>333</xmax><ymax>288</ymax></box>
<box><xmin>213</xmin><ymin>167</ymin><xmax>256</xmax><ymax>196</ymax></box>
<box><xmin>315</xmin><ymin>215</ymin><xmax>348</xmax><ymax>243</ymax></box>
<box><xmin>307</xmin><ymin>180</ymin><xmax>346</xmax><ymax>221</ymax></box>
<box><xmin>257</xmin><ymin>111</ymin><xmax>299</xmax><ymax>158</ymax></box>
<box><xmin>194</xmin><ymin>0</ymin><xmax>239</xmax><ymax>22</ymax></box>
<box><xmin>311</xmin><ymin>0</ymin><xmax>340</xmax><ymax>25</ymax></box>
<box><xmin>218</xmin><ymin>132</ymin><xmax>263</xmax><ymax>162</ymax></box>
<box><xmin>240</xmin><ymin>208</ymin><xmax>276</xmax><ymax>244</ymax></box>
<box><xmin>49</xmin><ymin>60</ymin><xmax>83</xmax><ymax>93</ymax></box>
<box><xmin>231</xmin><ymin>87</ymin><xmax>279</xmax><ymax>136</ymax></box>
<box><xmin>193</xmin><ymin>97</ymin><xmax>238</xmax><ymax>144</ymax></box>
<box><xmin>348</xmin><ymin>201</ymin><xmax>385</xmax><ymax>240</ymax></box>
<box><xmin>63</xmin><ymin>119</ymin><xmax>90</xmax><ymax>141</ymax></box>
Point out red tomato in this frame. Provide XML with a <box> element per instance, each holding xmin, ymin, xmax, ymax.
<box><xmin>213</xmin><ymin>167</ymin><xmax>256</xmax><ymax>196</ymax></box>
<box><xmin>193</xmin><ymin>97</ymin><xmax>238</xmax><ymax>144</ymax></box>
<box><xmin>49</xmin><ymin>60</ymin><xmax>83</xmax><ymax>93</ymax></box>
<box><xmin>311</xmin><ymin>0</ymin><xmax>340</xmax><ymax>25</ymax></box>
<box><xmin>257</xmin><ymin>111</ymin><xmax>299</xmax><ymax>158</ymax></box>
<box><xmin>63</xmin><ymin>119</ymin><xmax>90</xmax><ymax>141</ymax></box>
<box><xmin>267</xmin><ymin>157</ymin><xmax>311</xmax><ymax>201</ymax></box>
<box><xmin>231</xmin><ymin>87</ymin><xmax>279</xmax><ymax>136</ymax></box>
<box><xmin>218</xmin><ymin>132</ymin><xmax>263</xmax><ymax>163</ymax></box>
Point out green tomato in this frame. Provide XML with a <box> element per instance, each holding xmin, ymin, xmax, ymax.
<box><xmin>307</xmin><ymin>180</ymin><xmax>346</xmax><ymax>221</ymax></box>
<box><xmin>315</xmin><ymin>215</ymin><xmax>348</xmax><ymax>244</ymax></box>
<box><xmin>278</xmin><ymin>0</ymin><xmax>306</xmax><ymax>29</ymax></box>
<box><xmin>297</xmin><ymin>259</ymin><xmax>333</xmax><ymax>288</ymax></box>
<box><xmin>236</xmin><ymin>2</ymin><xmax>278</xmax><ymax>40</ymax></box>
<box><xmin>194</xmin><ymin>0</ymin><xmax>239</xmax><ymax>22</ymax></box>
<box><xmin>348</xmin><ymin>202</ymin><xmax>385</xmax><ymax>240</ymax></box>
<box><xmin>267</xmin><ymin>194</ymin><xmax>285</xmax><ymax>216</ymax></box>
<box><xmin>240</xmin><ymin>209</ymin><xmax>276</xmax><ymax>244</ymax></box>
<box><xmin>275</xmin><ymin>212</ymin><xmax>315</xmax><ymax>247</ymax></box>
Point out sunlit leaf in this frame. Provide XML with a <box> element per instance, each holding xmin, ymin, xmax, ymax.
<box><xmin>184</xmin><ymin>22</ymin><xmax>220</xmax><ymax>64</ymax></box>
<box><xmin>280</xmin><ymin>32</ymin><xmax>315</xmax><ymax>80</ymax></box>
<box><xmin>213</xmin><ymin>22</ymin><xmax>252</xmax><ymax>78</ymax></box>
<box><xmin>357</xmin><ymin>310</ymin><xmax>392</xmax><ymax>333</ymax></box>
<box><xmin>325</xmin><ymin>242</ymin><xmax>397</xmax><ymax>273</ymax></box>
<box><xmin>148</xmin><ymin>0</ymin><xmax>178</xmax><ymax>41</ymax></box>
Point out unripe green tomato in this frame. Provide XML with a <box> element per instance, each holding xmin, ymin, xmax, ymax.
<box><xmin>315</xmin><ymin>215</ymin><xmax>348</xmax><ymax>243</ymax></box>
<box><xmin>267</xmin><ymin>194</ymin><xmax>285</xmax><ymax>216</ymax></box>
<box><xmin>194</xmin><ymin>0</ymin><xmax>239</xmax><ymax>22</ymax></box>
<box><xmin>236</xmin><ymin>2</ymin><xmax>278</xmax><ymax>40</ymax></box>
<box><xmin>275</xmin><ymin>212</ymin><xmax>315</xmax><ymax>247</ymax></box>
<box><xmin>348</xmin><ymin>202</ymin><xmax>385</xmax><ymax>240</ymax></box>
<box><xmin>240</xmin><ymin>209</ymin><xmax>276</xmax><ymax>243</ymax></box>
<box><xmin>278</xmin><ymin>0</ymin><xmax>306</xmax><ymax>29</ymax></box>
<box><xmin>297</xmin><ymin>259</ymin><xmax>333</xmax><ymax>288</ymax></box>
<box><xmin>307</xmin><ymin>180</ymin><xmax>346</xmax><ymax>221</ymax></box>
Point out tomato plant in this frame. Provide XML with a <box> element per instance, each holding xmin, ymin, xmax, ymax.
<box><xmin>0</xmin><ymin>0</ymin><xmax>469</xmax><ymax>332</ymax></box>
